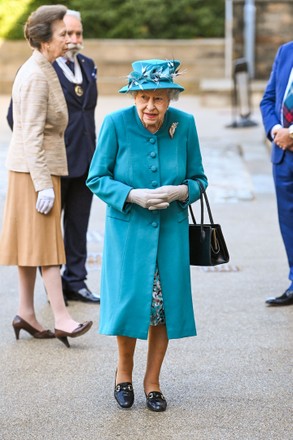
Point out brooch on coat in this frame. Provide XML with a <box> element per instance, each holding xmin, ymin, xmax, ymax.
<box><xmin>169</xmin><ymin>122</ymin><xmax>178</xmax><ymax>139</ymax></box>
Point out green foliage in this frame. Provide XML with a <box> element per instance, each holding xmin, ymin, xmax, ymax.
<box><xmin>1</xmin><ymin>0</ymin><xmax>225</xmax><ymax>40</ymax></box>
<box><xmin>0</xmin><ymin>0</ymin><xmax>31</xmax><ymax>39</ymax></box>
<box><xmin>0</xmin><ymin>0</ymin><xmax>72</xmax><ymax>39</ymax></box>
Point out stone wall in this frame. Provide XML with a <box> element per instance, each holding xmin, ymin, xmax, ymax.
<box><xmin>1</xmin><ymin>2</ymin><xmax>291</xmax><ymax>96</ymax></box>
<box><xmin>0</xmin><ymin>39</ymin><xmax>225</xmax><ymax>95</ymax></box>
<box><xmin>233</xmin><ymin>0</ymin><xmax>293</xmax><ymax>79</ymax></box>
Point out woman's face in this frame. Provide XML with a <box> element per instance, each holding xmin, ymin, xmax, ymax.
<box><xmin>42</xmin><ymin>19</ymin><xmax>70</xmax><ymax>62</ymax></box>
<box><xmin>134</xmin><ymin>89</ymin><xmax>170</xmax><ymax>133</ymax></box>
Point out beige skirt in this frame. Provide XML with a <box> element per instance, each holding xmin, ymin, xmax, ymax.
<box><xmin>0</xmin><ymin>171</ymin><xmax>65</xmax><ymax>266</ymax></box>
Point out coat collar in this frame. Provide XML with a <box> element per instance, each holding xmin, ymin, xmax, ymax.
<box><xmin>76</xmin><ymin>53</ymin><xmax>94</xmax><ymax>83</ymax></box>
<box><xmin>32</xmin><ymin>50</ymin><xmax>67</xmax><ymax>113</ymax></box>
<box><xmin>53</xmin><ymin>53</ymin><xmax>95</xmax><ymax>103</ymax></box>
<box><xmin>32</xmin><ymin>49</ymin><xmax>62</xmax><ymax>88</ymax></box>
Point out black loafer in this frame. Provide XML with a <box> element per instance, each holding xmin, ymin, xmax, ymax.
<box><xmin>63</xmin><ymin>287</ymin><xmax>100</xmax><ymax>303</ymax></box>
<box><xmin>265</xmin><ymin>289</ymin><xmax>293</xmax><ymax>306</ymax></box>
<box><xmin>114</xmin><ymin>382</ymin><xmax>134</xmax><ymax>409</ymax></box>
<box><xmin>145</xmin><ymin>391</ymin><xmax>167</xmax><ymax>412</ymax></box>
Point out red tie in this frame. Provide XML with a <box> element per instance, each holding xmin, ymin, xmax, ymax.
<box><xmin>66</xmin><ymin>60</ymin><xmax>75</xmax><ymax>74</ymax></box>
<box><xmin>283</xmin><ymin>82</ymin><xmax>293</xmax><ymax>128</ymax></box>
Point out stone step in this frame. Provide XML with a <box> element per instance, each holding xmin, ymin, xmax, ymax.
<box><xmin>199</xmin><ymin>78</ymin><xmax>267</xmax><ymax>107</ymax></box>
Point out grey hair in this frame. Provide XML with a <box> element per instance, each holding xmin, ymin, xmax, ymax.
<box><xmin>129</xmin><ymin>89</ymin><xmax>180</xmax><ymax>101</ymax></box>
<box><xmin>168</xmin><ymin>89</ymin><xmax>180</xmax><ymax>101</ymax></box>
<box><xmin>66</xmin><ymin>10</ymin><xmax>81</xmax><ymax>21</ymax></box>
<box><xmin>24</xmin><ymin>5</ymin><xmax>67</xmax><ymax>49</ymax></box>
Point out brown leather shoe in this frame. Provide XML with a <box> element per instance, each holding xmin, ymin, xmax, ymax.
<box><xmin>55</xmin><ymin>321</ymin><xmax>93</xmax><ymax>347</ymax></box>
<box><xmin>12</xmin><ymin>315</ymin><xmax>55</xmax><ymax>340</ymax></box>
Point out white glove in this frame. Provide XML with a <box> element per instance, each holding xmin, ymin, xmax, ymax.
<box><xmin>36</xmin><ymin>188</ymin><xmax>55</xmax><ymax>215</ymax></box>
<box><xmin>152</xmin><ymin>185</ymin><xmax>188</xmax><ymax>204</ymax></box>
<box><xmin>127</xmin><ymin>188</ymin><xmax>170</xmax><ymax>210</ymax></box>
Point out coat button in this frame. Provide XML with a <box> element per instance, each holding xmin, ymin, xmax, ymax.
<box><xmin>152</xmin><ymin>222</ymin><xmax>158</xmax><ymax>228</ymax></box>
<box><xmin>150</xmin><ymin>152</ymin><xmax>156</xmax><ymax>158</ymax></box>
<box><xmin>151</xmin><ymin>181</ymin><xmax>158</xmax><ymax>187</ymax></box>
<box><xmin>151</xmin><ymin>166</ymin><xmax>157</xmax><ymax>172</ymax></box>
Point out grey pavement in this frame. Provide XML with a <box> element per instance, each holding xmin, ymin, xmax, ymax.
<box><xmin>0</xmin><ymin>94</ymin><xmax>292</xmax><ymax>440</ymax></box>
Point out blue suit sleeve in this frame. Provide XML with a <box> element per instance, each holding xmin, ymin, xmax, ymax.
<box><xmin>260</xmin><ymin>46</ymin><xmax>282</xmax><ymax>141</ymax></box>
<box><xmin>7</xmin><ymin>98</ymin><xmax>13</xmax><ymax>130</ymax></box>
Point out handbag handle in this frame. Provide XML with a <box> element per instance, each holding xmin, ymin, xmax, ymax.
<box><xmin>188</xmin><ymin>180</ymin><xmax>215</xmax><ymax>226</ymax></box>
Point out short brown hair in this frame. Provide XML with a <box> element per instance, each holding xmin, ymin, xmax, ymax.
<box><xmin>24</xmin><ymin>5</ymin><xmax>67</xmax><ymax>49</ymax></box>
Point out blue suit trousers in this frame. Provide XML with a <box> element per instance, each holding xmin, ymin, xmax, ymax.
<box><xmin>61</xmin><ymin>173</ymin><xmax>93</xmax><ymax>290</ymax></box>
<box><xmin>273</xmin><ymin>150</ymin><xmax>293</xmax><ymax>282</ymax></box>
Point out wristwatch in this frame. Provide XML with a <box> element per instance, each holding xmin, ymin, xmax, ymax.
<box><xmin>289</xmin><ymin>125</ymin><xmax>293</xmax><ymax>139</ymax></box>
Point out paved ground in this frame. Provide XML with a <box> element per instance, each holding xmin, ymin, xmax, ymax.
<box><xmin>0</xmin><ymin>94</ymin><xmax>292</xmax><ymax>440</ymax></box>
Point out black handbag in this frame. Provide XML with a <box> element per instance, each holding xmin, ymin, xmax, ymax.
<box><xmin>188</xmin><ymin>183</ymin><xmax>230</xmax><ymax>266</ymax></box>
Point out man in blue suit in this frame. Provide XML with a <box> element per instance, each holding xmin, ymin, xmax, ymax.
<box><xmin>260</xmin><ymin>41</ymin><xmax>293</xmax><ymax>306</ymax></box>
<box><xmin>54</xmin><ymin>10</ymin><xmax>100</xmax><ymax>303</ymax></box>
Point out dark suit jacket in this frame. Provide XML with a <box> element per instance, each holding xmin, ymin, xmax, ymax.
<box><xmin>260</xmin><ymin>41</ymin><xmax>293</xmax><ymax>164</ymax></box>
<box><xmin>53</xmin><ymin>53</ymin><xmax>98</xmax><ymax>177</ymax></box>
<box><xmin>7</xmin><ymin>53</ymin><xmax>98</xmax><ymax>178</ymax></box>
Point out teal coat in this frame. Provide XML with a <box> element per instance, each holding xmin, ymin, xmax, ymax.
<box><xmin>87</xmin><ymin>106</ymin><xmax>207</xmax><ymax>340</ymax></box>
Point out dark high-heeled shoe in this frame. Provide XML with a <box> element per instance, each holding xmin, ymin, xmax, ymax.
<box><xmin>114</xmin><ymin>371</ymin><xmax>134</xmax><ymax>409</ymax></box>
<box><xmin>12</xmin><ymin>315</ymin><xmax>55</xmax><ymax>340</ymax></box>
<box><xmin>54</xmin><ymin>321</ymin><xmax>93</xmax><ymax>348</ymax></box>
<box><xmin>145</xmin><ymin>391</ymin><xmax>167</xmax><ymax>412</ymax></box>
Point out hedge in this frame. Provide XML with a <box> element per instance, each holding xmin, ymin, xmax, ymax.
<box><xmin>0</xmin><ymin>0</ymin><xmax>225</xmax><ymax>40</ymax></box>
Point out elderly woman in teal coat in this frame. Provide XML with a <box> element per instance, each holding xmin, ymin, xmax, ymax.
<box><xmin>87</xmin><ymin>59</ymin><xmax>208</xmax><ymax>412</ymax></box>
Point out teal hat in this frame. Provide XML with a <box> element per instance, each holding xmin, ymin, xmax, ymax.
<box><xmin>119</xmin><ymin>59</ymin><xmax>184</xmax><ymax>93</ymax></box>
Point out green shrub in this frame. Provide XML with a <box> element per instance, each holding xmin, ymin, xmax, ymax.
<box><xmin>1</xmin><ymin>0</ymin><xmax>225</xmax><ymax>40</ymax></box>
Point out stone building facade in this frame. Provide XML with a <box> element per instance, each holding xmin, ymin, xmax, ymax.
<box><xmin>233</xmin><ymin>0</ymin><xmax>293</xmax><ymax>79</ymax></box>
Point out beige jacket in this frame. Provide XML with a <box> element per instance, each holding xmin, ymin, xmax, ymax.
<box><xmin>6</xmin><ymin>50</ymin><xmax>68</xmax><ymax>192</ymax></box>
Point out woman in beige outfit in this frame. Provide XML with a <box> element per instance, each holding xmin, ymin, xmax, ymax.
<box><xmin>0</xmin><ymin>5</ymin><xmax>92</xmax><ymax>347</ymax></box>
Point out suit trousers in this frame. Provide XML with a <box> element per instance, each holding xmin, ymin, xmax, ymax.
<box><xmin>61</xmin><ymin>173</ymin><xmax>93</xmax><ymax>290</ymax></box>
<box><xmin>273</xmin><ymin>150</ymin><xmax>293</xmax><ymax>282</ymax></box>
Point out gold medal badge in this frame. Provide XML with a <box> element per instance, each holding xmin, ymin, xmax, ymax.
<box><xmin>74</xmin><ymin>85</ymin><xmax>84</xmax><ymax>97</ymax></box>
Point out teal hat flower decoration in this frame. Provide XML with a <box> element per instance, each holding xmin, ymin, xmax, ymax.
<box><xmin>119</xmin><ymin>59</ymin><xmax>185</xmax><ymax>93</ymax></box>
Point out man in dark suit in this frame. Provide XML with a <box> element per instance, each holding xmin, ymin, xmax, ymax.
<box><xmin>54</xmin><ymin>10</ymin><xmax>99</xmax><ymax>303</ymax></box>
<box><xmin>260</xmin><ymin>41</ymin><xmax>293</xmax><ymax>306</ymax></box>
